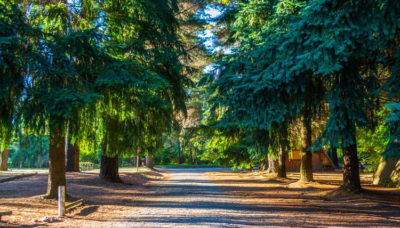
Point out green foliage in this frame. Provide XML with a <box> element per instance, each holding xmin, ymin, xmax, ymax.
<box><xmin>384</xmin><ymin>103</ymin><xmax>400</xmax><ymax>159</ymax></box>
<box><xmin>357</xmin><ymin>109</ymin><xmax>390</xmax><ymax>172</ymax></box>
<box><xmin>4</xmin><ymin>0</ymin><xmax>400</xmax><ymax>176</ymax></box>
<box><xmin>0</xmin><ymin>1</ymin><xmax>36</xmax><ymax>148</ymax></box>
<box><xmin>199</xmin><ymin>0</ymin><xmax>400</xmax><ymax>175</ymax></box>
<box><xmin>9</xmin><ymin>135</ymin><xmax>49</xmax><ymax>168</ymax></box>
<box><xmin>219</xmin><ymin>145</ymin><xmax>254</xmax><ymax>170</ymax></box>
<box><xmin>154</xmin><ymin>141</ymin><xmax>178</xmax><ymax>165</ymax></box>
<box><xmin>2</xmin><ymin>0</ymin><xmax>196</xmax><ymax>164</ymax></box>
<box><xmin>383</xmin><ymin>49</ymin><xmax>400</xmax><ymax>159</ymax></box>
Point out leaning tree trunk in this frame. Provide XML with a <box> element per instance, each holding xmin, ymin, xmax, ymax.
<box><xmin>277</xmin><ymin>146</ymin><xmax>287</xmax><ymax>178</ymax></box>
<box><xmin>341</xmin><ymin>131</ymin><xmax>361</xmax><ymax>191</ymax></box>
<box><xmin>373</xmin><ymin>157</ymin><xmax>399</xmax><ymax>187</ymax></box>
<box><xmin>266</xmin><ymin>153</ymin><xmax>276</xmax><ymax>173</ymax></box>
<box><xmin>300</xmin><ymin>117</ymin><xmax>313</xmax><ymax>182</ymax></box>
<box><xmin>44</xmin><ymin>124</ymin><xmax>66</xmax><ymax>199</ymax></box>
<box><xmin>66</xmin><ymin>139</ymin><xmax>80</xmax><ymax>172</ymax></box>
<box><xmin>0</xmin><ymin>149</ymin><xmax>10</xmax><ymax>171</ymax></box>
<box><xmin>329</xmin><ymin>147</ymin><xmax>339</xmax><ymax>167</ymax></box>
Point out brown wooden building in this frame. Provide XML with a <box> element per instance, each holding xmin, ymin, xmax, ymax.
<box><xmin>286</xmin><ymin>149</ymin><xmax>336</xmax><ymax>171</ymax></box>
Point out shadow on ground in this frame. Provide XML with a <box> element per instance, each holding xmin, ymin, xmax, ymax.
<box><xmin>1</xmin><ymin>168</ymin><xmax>400</xmax><ymax>227</ymax></box>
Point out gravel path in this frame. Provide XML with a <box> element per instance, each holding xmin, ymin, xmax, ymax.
<box><xmin>105</xmin><ymin>168</ymin><xmax>271</xmax><ymax>227</ymax></box>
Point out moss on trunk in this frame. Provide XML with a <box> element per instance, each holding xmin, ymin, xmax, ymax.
<box><xmin>373</xmin><ymin>157</ymin><xmax>400</xmax><ymax>187</ymax></box>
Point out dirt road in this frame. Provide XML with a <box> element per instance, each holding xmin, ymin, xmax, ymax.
<box><xmin>104</xmin><ymin>168</ymin><xmax>269</xmax><ymax>227</ymax></box>
<box><xmin>1</xmin><ymin>168</ymin><xmax>399</xmax><ymax>227</ymax></box>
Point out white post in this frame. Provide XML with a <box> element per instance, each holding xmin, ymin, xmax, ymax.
<box><xmin>58</xmin><ymin>186</ymin><xmax>65</xmax><ymax>217</ymax></box>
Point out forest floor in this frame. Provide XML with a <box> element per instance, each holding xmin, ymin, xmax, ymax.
<box><xmin>0</xmin><ymin>168</ymin><xmax>399</xmax><ymax>227</ymax></box>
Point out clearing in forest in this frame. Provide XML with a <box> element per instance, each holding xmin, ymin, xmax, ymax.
<box><xmin>1</xmin><ymin>168</ymin><xmax>400</xmax><ymax>227</ymax></box>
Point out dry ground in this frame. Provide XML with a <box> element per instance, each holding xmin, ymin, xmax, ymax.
<box><xmin>0</xmin><ymin>169</ymin><xmax>164</xmax><ymax>227</ymax></box>
<box><xmin>206</xmin><ymin>171</ymin><xmax>400</xmax><ymax>227</ymax></box>
<box><xmin>0</xmin><ymin>168</ymin><xmax>399</xmax><ymax>227</ymax></box>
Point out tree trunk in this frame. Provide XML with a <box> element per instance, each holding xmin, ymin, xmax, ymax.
<box><xmin>266</xmin><ymin>153</ymin><xmax>276</xmax><ymax>173</ymax></box>
<box><xmin>373</xmin><ymin>157</ymin><xmax>399</xmax><ymax>187</ymax></box>
<box><xmin>259</xmin><ymin>158</ymin><xmax>268</xmax><ymax>171</ymax></box>
<box><xmin>189</xmin><ymin>143</ymin><xmax>193</xmax><ymax>164</ymax></box>
<box><xmin>341</xmin><ymin>132</ymin><xmax>361</xmax><ymax>191</ymax></box>
<box><xmin>0</xmin><ymin>149</ymin><xmax>10</xmax><ymax>171</ymax></box>
<box><xmin>177</xmin><ymin>139</ymin><xmax>181</xmax><ymax>164</ymax></box>
<box><xmin>146</xmin><ymin>156</ymin><xmax>154</xmax><ymax>169</ymax></box>
<box><xmin>100</xmin><ymin>155</ymin><xmax>120</xmax><ymax>182</ymax></box>
<box><xmin>100</xmin><ymin>135</ymin><xmax>120</xmax><ymax>182</ymax></box>
<box><xmin>277</xmin><ymin>147</ymin><xmax>287</xmax><ymax>178</ymax></box>
<box><xmin>136</xmin><ymin>155</ymin><xmax>139</xmax><ymax>171</ymax></box>
<box><xmin>329</xmin><ymin>147</ymin><xmax>339</xmax><ymax>167</ymax></box>
<box><xmin>0</xmin><ymin>128</ymin><xmax>12</xmax><ymax>171</ymax></box>
<box><xmin>44</xmin><ymin>124</ymin><xmax>66</xmax><ymax>199</ymax></box>
<box><xmin>181</xmin><ymin>142</ymin><xmax>185</xmax><ymax>163</ymax></box>
<box><xmin>300</xmin><ymin>117</ymin><xmax>314</xmax><ymax>182</ymax></box>
<box><xmin>66</xmin><ymin>139</ymin><xmax>80</xmax><ymax>172</ymax></box>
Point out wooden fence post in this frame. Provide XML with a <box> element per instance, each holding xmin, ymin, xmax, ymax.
<box><xmin>58</xmin><ymin>186</ymin><xmax>65</xmax><ymax>217</ymax></box>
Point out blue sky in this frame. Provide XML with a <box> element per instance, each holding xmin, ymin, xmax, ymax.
<box><xmin>198</xmin><ymin>6</ymin><xmax>223</xmax><ymax>53</ymax></box>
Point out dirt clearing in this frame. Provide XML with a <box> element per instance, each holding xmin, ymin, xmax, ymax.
<box><xmin>207</xmin><ymin>171</ymin><xmax>400</xmax><ymax>227</ymax></box>
<box><xmin>1</xmin><ymin>169</ymin><xmax>399</xmax><ymax>227</ymax></box>
<box><xmin>0</xmin><ymin>169</ymin><xmax>164</xmax><ymax>227</ymax></box>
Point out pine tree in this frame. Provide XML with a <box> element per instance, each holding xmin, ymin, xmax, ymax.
<box><xmin>19</xmin><ymin>0</ymin><xmax>105</xmax><ymax>198</ymax></box>
<box><xmin>96</xmin><ymin>0</ymin><xmax>192</xmax><ymax>181</ymax></box>
<box><xmin>0</xmin><ymin>1</ymin><xmax>35</xmax><ymax>171</ymax></box>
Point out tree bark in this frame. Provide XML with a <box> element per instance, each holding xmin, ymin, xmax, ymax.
<box><xmin>341</xmin><ymin>132</ymin><xmax>361</xmax><ymax>191</ymax></box>
<box><xmin>329</xmin><ymin>147</ymin><xmax>339</xmax><ymax>167</ymax></box>
<box><xmin>146</xmin><ymin>156</ymin><xmax>154</xmax><ymax>169</ymax></box>
<box><xmin>0</xmin><ymin>127</ymin><xmax>12</xmax><ymax>171</ymax></box>
<box><xmin>100</xmin><ymin>135</ymin><xmax>120</xmax><ymax>182</ymax></box>
<box><xmin>266</xmin><ymin>153</ymin><xmax>276</xmax><ymax>173</ymax></box>
<box><xmin>373</xmin><ymin>157</ymin><xmax>399</xmax><ymax>187</ymax></box>
<box><xmin>300</xmin><ymin>117</ymin><xmax>314</xmax><ymax>182</ymax></box>
<box><xmin>177</xmin><ymin>139</ymin><xmax>181</xmax><ymax>164</ymax></box>
<box><xmin>44</xmin><ymin>124</ymin><xmax>66</xmax><ymax>199</ymax></box>
<box><xmin>259</xmin><ymin>158</ymin><xmax>268</xmax><ymax>171</ymax></box>
<box><xmin>100</xmin><ymin>154</ymin><xmax>120</xmax><ymax>182</ymax></box>
<box><xmin>66</xmin><ymin>139</ymin><xmax>80</xmax><ymax>172</ymax></box>
<box><xmin>277</xmin><ymin>146</ymin><xmax>287</xmax><ymax>178</ymax></box>
<box><xmin>136</xmin><ymin>154</ymin><xmax>139</xmax><ymax>171</ymax></box>
<box><xmin>0</xmin><ymin>149</ymin><xmax>10</xmax><ymax>171</ymax></box>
